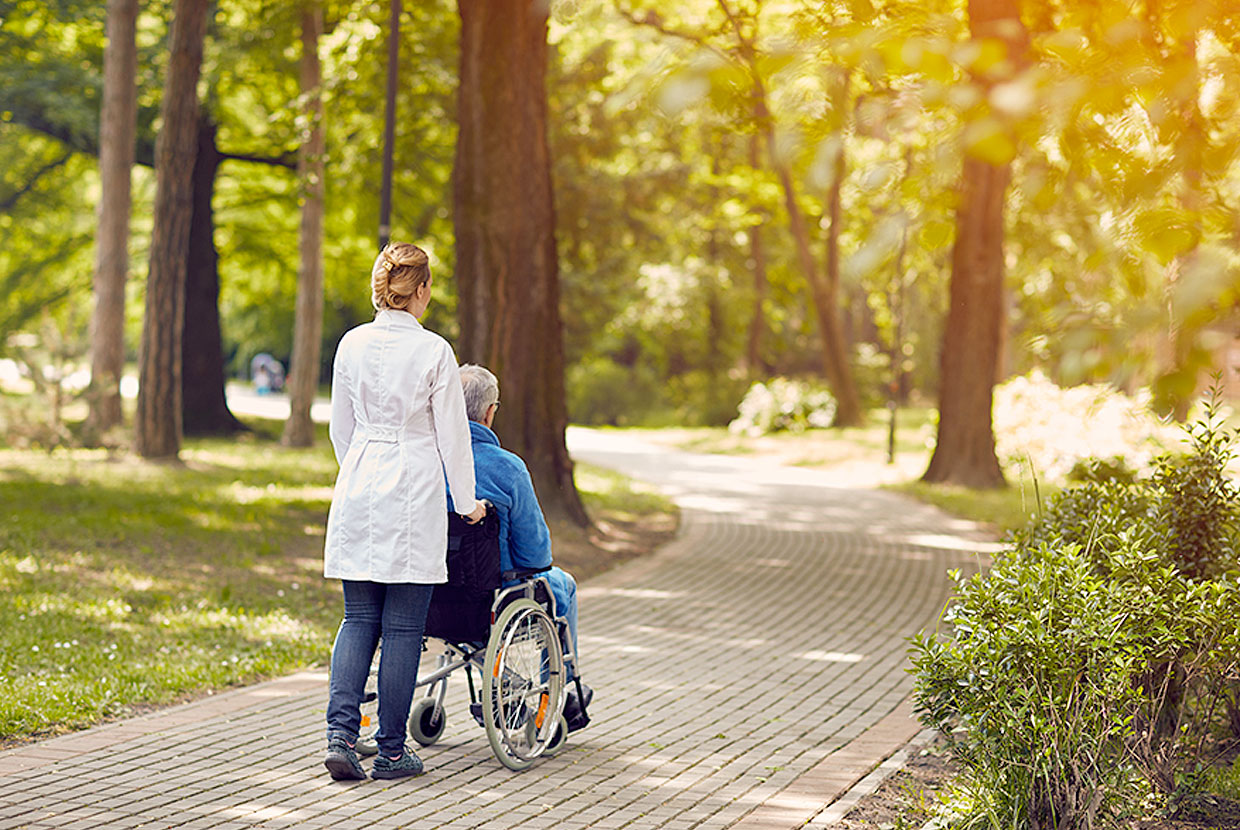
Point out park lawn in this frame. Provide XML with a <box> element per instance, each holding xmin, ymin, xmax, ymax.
<box><xmin>0</xmin><ymin>419</ymin><xmax>677</xmax><ymax>745</ymax></box>
<box><xmin>631</xmin><ymin>409</ymin><xmax>1051</xmax><ymax>537</ymax></box>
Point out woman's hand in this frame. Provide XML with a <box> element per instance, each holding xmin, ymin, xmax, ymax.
<box><xmin>462</xmin><ymin>500</ymin><xmax>487</xmax><ymax>525</ymax></box>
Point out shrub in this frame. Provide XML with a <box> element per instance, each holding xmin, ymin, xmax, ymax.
<box><xmin>917</xmin><ymin>406</ymin><xmax>1240</xmax><ymax>828</ymax></box>
<box><xmin>992</xmin><ymin>371</ymin><xmax>1177</xmax><ymax>483</ymax></box>
<box><xmin>912</xmin><ymin>544</ymin><xmax>1156</xmax><ymax>830</ymax></box>
<box><xmin>1011</xmin><ymin>479</ymin><xmax>1153</xmax><ymax>564</ymax></box>
<box><xmin>566</xmin><ymin>357</ymin><xmax>663</xmax><ymax>426</ymax></box>
<box><xmin>663</xmin><ymin>370</ymin><xmax>751</xmax><ymax>428</ymax></box>
<box><xmin>1147</xmin><ymin>410</ymin><xmax>1240</xmax><ymax>581</ymax></box>
<box><xmin>1066</xmin><ymin>455</ymin><xmax>1139</xmax><ymax>485</ymax></box>
<box><xmin>727</xmin><ymin>377</ymin><xmax>837</xmax><ymax>436</ymax></box>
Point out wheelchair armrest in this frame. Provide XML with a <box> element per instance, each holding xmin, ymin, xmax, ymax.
<box><xmin>502</xmin><ymin>566</ymin><xmax>551</xmax><ymax>582</ymax></box>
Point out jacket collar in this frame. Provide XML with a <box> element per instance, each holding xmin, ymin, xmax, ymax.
<box><xmin>469</xmin><ymin>420</ymin><xmax>501</xmax><ymax>447</ymax></box>
<box><xmin>375</xmin><ymin>308</ymin><xmax>423</xmax><ymax>329</ymax></box>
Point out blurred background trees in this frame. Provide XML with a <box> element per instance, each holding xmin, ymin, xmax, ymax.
<box><xmin>1</xmin><ymin>0</ymin><xmax>1239</xmax><ymax>484</ymax></box>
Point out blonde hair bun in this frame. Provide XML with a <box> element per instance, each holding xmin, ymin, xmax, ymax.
<box><xmin>371</xmin><ymin>242</ymin><xmax>432</xmax><ymax>311</ymax></box>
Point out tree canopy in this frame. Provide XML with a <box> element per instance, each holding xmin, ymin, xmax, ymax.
<box><xmin>1</xmin><ymin>0</ymin><xmax>1238</xmax><ymax>482</ymax></box>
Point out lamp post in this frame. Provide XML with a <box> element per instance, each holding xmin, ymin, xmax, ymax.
<box><xmin>378</xmin><ymin>0</ymin><xmax>400</xmax><ymax>250</ymax></box>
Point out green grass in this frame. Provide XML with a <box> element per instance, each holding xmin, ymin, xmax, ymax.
<box><xmin>889</xmin><ymin>474</ymin><xmax>1059</xmax><ymax>537</ymax></box>
<box><xmin>573</xmin><ymin>463</ymin><xmax>673</xmax><ymax>519</ymax></box>
<box><xmin>624</xmin><ymin>408</ymin><xmax>1051</xmax><ymax>537</ymax></box>
<box><xmin>626</xmin><ymin>406</ymin><xmax>938</xmax><ymax>468</ymax></box>
<box><xmin>0</xmin><ymin>418</ymin><xmax>675</xmax><ymax>743</ymax></box>
<box><xmin>0</xmin><ymin>422</ymin><xmax>343</xmax><ymax>741</ymax></box>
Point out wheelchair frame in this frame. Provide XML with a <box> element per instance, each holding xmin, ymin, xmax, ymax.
<box><xmin>408</xmin><ymin>570</ymin><xmax>581</xmax><ymax>771</ymax></box>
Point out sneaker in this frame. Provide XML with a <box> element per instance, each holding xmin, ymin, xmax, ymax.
<box><xmin>354</xmin><ymin>733</ymin><xmax>378</xmax><ymax>757</ymax></box>
<box><xmin>563</xmin><ymin>682</ymin><xmax>593</xmax><ymax>733</ymax></box>
<box><xmin>371</xmin><ymin>747</ymin><xmax>425</xmax><ymax>780</ymax></box>
<box><xmin>324</xmin><ymin>734</ymin><xmax>365</xmax><ymax>781</ymax></box>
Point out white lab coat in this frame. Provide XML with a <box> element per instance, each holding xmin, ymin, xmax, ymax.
<box><xmin>323</xmin><ymin>310</ymin><xmax>479</xmax><ymax>584</ymax></box>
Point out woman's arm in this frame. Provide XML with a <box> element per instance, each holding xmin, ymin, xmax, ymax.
<box><xmin>327</xmin><ymin>342</ymin><xmax>355</xmax><ymax>465</ymax></box>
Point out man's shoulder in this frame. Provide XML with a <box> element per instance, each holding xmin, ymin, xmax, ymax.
<box><xmin>476</xmin><ymin>440</ymin><xmax>529</xmax><ymax>471</ymax></box>
<box><xmin>474</xmin><ymin>441</ymin><xmax>532</xmax><ymax>484</ymax></box>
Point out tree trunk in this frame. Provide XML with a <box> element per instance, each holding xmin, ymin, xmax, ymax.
<box><xmin>454</xmin><ymin>0</ymin><xmax>588</xmax><ymax>526</ymax></box>
<box><xmin>922</xmin><ymin>0</ymin><xmax>1028</xmax><ymax>488</ymax></box>
<box><xmin>819</xmin><ymin>117</ymin><xmax>861</xmax><ymax>426</ymax></box>
<box><xmin>282</xmin><ymin>5</ymin><xmax>326</xmax><ymax>448</ymax></box>
<box><xmin>135</xmin><ymin>0</ymin><xmax>210</xmax><ymax>459</ymax></box>
<box><xmin>769</xmin><ymin>153</ymin><xmax>863</xmax><ymax>426</ymax></box>
<box><xmin>87</xmin><ymin>0</ymin><xmax>138</xmax><ymax>435</ymax></box>
<box><xmin>744</xmin><ymin>132</ymin><xmax>769</xmax><ymax>375</ymax></box>
<box><xmin>182</xmin><ymin>117</ymin><xmax>246</xmax><ymax>436</ymax></box>
<box><xmin>755</xmin><ymin>89</ymin><xmax>862</xmax><ymax>425</ymax></box>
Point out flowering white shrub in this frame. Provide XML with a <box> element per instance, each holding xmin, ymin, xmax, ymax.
<box><xmin>992</xmin><ymin>371</ymin><xmax>1181</xmax><ymax>482</ymax></box>
<box><xmin>728</xmin><ymin>377</ymin><xmax>837</xmax><ymax>436</ymax></box>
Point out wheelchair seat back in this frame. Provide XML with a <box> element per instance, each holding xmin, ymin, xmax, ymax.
<box><xmin>424</xmin><ymin>511</ymin><xmax>501</xmax><ymax>643</ymax></box>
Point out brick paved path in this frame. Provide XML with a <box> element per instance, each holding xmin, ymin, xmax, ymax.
<box><xmin>0</xmin><ymin>429</ymin><xmax>994</xmax><ymax>829</ymax></box>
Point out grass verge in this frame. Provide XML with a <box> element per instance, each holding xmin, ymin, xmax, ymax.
<box><xmin>0</xmin><ymin>418</ymin><xmax>676</xmax><ymax>745</ymax></box>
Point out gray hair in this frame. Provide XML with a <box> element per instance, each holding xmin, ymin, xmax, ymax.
<box><xmin>459</xmin><ymin>364</ymin><xmax>499</xmax><ymax>422</ymax></box>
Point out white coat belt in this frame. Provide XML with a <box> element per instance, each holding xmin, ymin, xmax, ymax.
<box><xmin>353</xmin><ymin>424</ymin><xmax>401</xmax><ymax>444</ymax></box>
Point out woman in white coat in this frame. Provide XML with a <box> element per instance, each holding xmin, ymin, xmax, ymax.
<box><xmin>322</xmin><ymin>242</ymin><xmax>485</xmax><ymax>781</ymax></box>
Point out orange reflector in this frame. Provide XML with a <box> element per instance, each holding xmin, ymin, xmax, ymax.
<box><xmin>493</xmin><ymin>650</ymin><xmax>503</xmax><ymax>678</ymax></box>
<box><xmin>535</xmin><ymin>693</ymin><xmax>548</xmax><ymax>729</ymax></box>
<box><xmin>360</xmin><ymin>715</ymin><xmax>370</xmax><ymax>727</ymax></box>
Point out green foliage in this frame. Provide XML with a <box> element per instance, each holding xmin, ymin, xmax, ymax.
<box><xmin>912</xmin><ymin>544</ymin><xmax>1157</xmax><ymax>829</ymax></box>
<box><xmin>728</xmin><ymin>377</ymin><xmax>837</xmax><ymax>436</ymax></box>
<box><xmin>566</xmin><ymin>356</ymin><xmax>663</xmax><ymax>426</ymax></box>
<box><xmin>1065</xmin><ymin>455</ymin><xmax>1139</xmax><ymax>485</ymax></box>
<box><xmin>0</xmin><ymin>311</ymin><xmax>91</xmax><ymax>450</ymax></box>
<box><xmin>1013</xmin><ymin>479</ymin><xmax>1152</xmax><ymax>559</ymax></box>
<box><xmin>916</xmin><ymin>407</ymin><xmax>1240</xmax><ymax>828</ymax></box>
<box><xmin>1147</xmin><ymin>410</ymin><xmax>1240</xmax><ymax>580</ymax></box>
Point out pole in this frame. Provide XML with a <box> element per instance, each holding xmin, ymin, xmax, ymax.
<box><xmin>378</xmin><ymin>0</ymin><xmax>400</xmax><ymax>250</ymax></box>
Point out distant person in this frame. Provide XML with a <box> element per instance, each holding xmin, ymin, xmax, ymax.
<box><xmin>253</xmin><ymin>365</ymin><xmax>272</xmax><ymax>395</ymax></box>
<box><xmin>453</xmin><ymin>364</ymin><xmax>592</xmax><ymax>732</ymax></box>
<box><xmin>250</xmin><ymin>353</ymin><xmax>284</xmax><ymax>395</ymax></box>
<box><xmin>321</xmin><ymin>242</ymin><xmax>485</xmax><ymax>782</ymax></box>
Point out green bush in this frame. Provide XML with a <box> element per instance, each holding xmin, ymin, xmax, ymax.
<box><xmin>727</xmin><ymin>377</ymin><xmax>837</xmax><ymax>436</ymax></box>
<box><xmin>1011</xmin><ymin>480</ymin><xmax>1153</xmax><ymax>564</ymax></box>
<box><xmin>912</xmin><ymin>544</ymin><xmax>1152</xmax><ymax>830</ymax></box>
<box><xmin>566</xmin><ymin>357</ymin><xmax>663</xmax><ymax>426</ymax></box>
<box><xmin>1066</xmin><ymin>455</ymin><xmax>1140</xmax><ymax>485</ymax></box>
<box><xmin>1147</xmin><ymin>414</ymin><xmax>1240</xmax><ymax>581</ymax></box>
<box><xmin>915</xmin><ymin>407</ymin><xmax>1240</xmax><ymax>828</ymax></box>
<box><xmin>663</xmin><ymin>370</ymin><xmax>751</xmax><ymax>428</ymax></box>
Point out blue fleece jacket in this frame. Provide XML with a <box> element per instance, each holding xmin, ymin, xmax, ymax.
<box><xmin>448</xmin><ymin>421</ymin><xmax>552</xmax><ymax>575</ymax></box>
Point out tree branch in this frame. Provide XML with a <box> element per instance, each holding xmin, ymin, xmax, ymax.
<box><xmin>613</xmin><ymin>1</ymin><xmax>734</xmax><ymax>62</ymax></box>
<box><xmin>218</xmin><ymin>150</ymin><xmax>297</xmax><ymax>169</ymax></box>
<box><xmin>0</xmin><ymin>152</ymin><xmax>73</xmax><ymax>212</ymax></box>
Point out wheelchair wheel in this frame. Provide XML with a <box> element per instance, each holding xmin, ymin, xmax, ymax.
<box><xmin>409</xmin><ymin>697</ymin><xmax>446</xmax><ymax>746</ymax></box>
<box><xmin>481</xmin><ymin>598</ymin><xmax>566</xmax><ymax>771</ymax></box>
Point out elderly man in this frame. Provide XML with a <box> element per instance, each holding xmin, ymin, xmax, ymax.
<box><xmin>453</xmin><ymin>364</ymin><xmax>592</xmax><ymax>732</ymax></box>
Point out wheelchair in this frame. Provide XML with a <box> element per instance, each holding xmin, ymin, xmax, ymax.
<box><xmin>406</xmin><ymin>509</ymin><xmax>585</xmax><ymax>770</ymax></box>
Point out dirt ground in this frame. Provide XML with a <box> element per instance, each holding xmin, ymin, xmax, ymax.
<box><xmin>548</xmin><ymin>509</ymin><xmax>679</xmax><ymax>584</ymax></box>
<box><xmin>833</xmin><ymin>743</ymin><xmax>1240</xmax><ymax>830</ymax></box>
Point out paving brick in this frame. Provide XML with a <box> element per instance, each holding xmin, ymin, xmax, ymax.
<box><xmin>0</xmin><ymin>433</ymin><xmax>996</xmax><ymax>830</ymax></box>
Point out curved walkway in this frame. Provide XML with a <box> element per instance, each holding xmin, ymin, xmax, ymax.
<box><xmin>0</xmin><ymin>429</ymin><xmax>996</xmax><ymax>829</ymax></box>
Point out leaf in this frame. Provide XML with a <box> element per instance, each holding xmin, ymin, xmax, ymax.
<box><xmin>963</xmin><ymin>117</ymin><xmax>1017</xmax><ymax>165</ymax></box>
<box><xmin>1133</xmin><ymin>207</ymin><xmax>1197</xmax><ymax>266</ymax></box>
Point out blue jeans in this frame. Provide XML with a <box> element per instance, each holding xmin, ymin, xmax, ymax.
<box><xmin>325</xmin><ymin>581</ymin><xmax>433</xmax><ymax>757</ymax></box>
<box><xmin>545</xmin><ymin>567</ymin><xmax>580</xmax><ymax>679</ymax></box>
